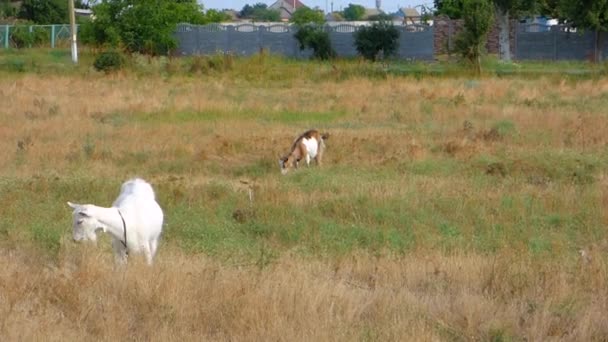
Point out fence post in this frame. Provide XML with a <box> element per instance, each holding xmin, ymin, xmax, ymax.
<box><xmin>4</xmin><ymin>25</ymin><xmax>8</xmax><ymax>49</ymax></box>
<box><xmin>258</xmin><ymin>25</ymin><xmax>264</xmax><ymax>55</ymax></box>
<box><xmin>29</xmin><ymin>25</ymin><xmax>33</xmax><ymax>48</ymax></box>
<box><xmin>553</xmin><ymin>27</ymin><xmax>557</xmax><ymax>61</ymax></box>
<box><xmin>513</xmin><ymin>22</ymin><xmax>517</xmax><ymax>59</ymax></box>
<box><xmin>51</xmin><ymin>25</ymin><xmax>55</xmax><ymax>48</ymax></box>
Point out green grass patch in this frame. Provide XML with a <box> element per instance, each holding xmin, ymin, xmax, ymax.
<box><xmin>129</xmin><ymin>109</ymin><xmax>346</xmax><ymax>125</ymax></box>
<box><xmin>1</xmin><ymin>49</ymin><xmax>605</xmax><ymax>80</ymax></box>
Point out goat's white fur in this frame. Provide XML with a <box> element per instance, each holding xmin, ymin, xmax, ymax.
<box><xmin>67</xmin><ymin>178</ymin><xmax>164</xmax><ymax>265</ymax></box>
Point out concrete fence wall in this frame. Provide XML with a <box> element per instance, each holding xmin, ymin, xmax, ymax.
<box><xmin>174</xmin><ymin>23</ymin><xmax>434</xmax><ymax>60</ymax></box>
<box><xmin>2</xmin><ymin>21</ymin><xmax>606</xmax><ymax>62</ymax></box>
<box><xmin>515</xmin><ymin>24</ymin><xmax>608</xmax><ymax>61</ymax></box>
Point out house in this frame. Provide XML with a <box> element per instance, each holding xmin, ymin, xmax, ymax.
<box><xmin>325</xmin><ymin>11</ymin><xmax>343</xmax><ymax>22</ymax></box>
<box><xmin>519</xmin><ymin>15</ymin><xmax>557</xmax><ymax>32</ymax></box>
<box><xmin>363</xmin><ymin>8</ymin><xmax>383</xmax><ymax>20</ymax></box>
<box><xmin>74</xmin><ymin>8</ymin><xmax>93</xmax><ymax>18</ymax></box>
<box><xmin>221</xmin><ymin>9</ymin><xmax>239</xmax><ymax>22</ymax></box>
<box><xmin>395</xmin><ymin>7</ymin><xmax>421</xmax><ymax>24</ymax></box>
<box><xmin>269</xmin><ymin>0</ymin><xmax>307</xmax><ymax>21</ymax></box>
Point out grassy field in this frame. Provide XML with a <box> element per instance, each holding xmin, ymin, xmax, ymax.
<box><xmin>0</xmin><ymin>49</ymin><xmax>607</xmax><ymax>340</ymax></box>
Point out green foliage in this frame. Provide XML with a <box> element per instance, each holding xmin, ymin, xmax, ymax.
<box><xmin>539</xmin><ymin>0</ymin><xmax>560</xmax><ymax>17</ymax></box>
<box><xmin>435</xmin><ymin>0</ymin><xmax>538</xmax><ymax>19</ymax></box>
<box><xmin>294</xmin><ymin>24</ymin><xmax>336</xmax><ymax>60</ymax></box>
<box><xmin>80</xmin><ymin>0</ymin><xmax>217</xmax><ymax>55</ymax></box>
<box><xmin>93</xmin><ymin>50</ymin><xmax>125</xmax><ymax>73</ymax></box>
<box><xmin>10</xmin><ymin>24</ymin><xmax>48</xmax><ymax>48</ymax></box>
<box><xmin>290</xmin><ymin>6</ymin><xmax>325</xmax><ymax>25</ymax></box>
<box><xmin>353</xmin><ymin>21</ymin><xmax>400</xmax><ymax>61</ymax></box>
<box><xmin>557</xmin><ymin>0</ymin><xmax>608</xmax><ymax>31</ymax></box>
<box><xmin>454</xmin><ymin>0</ymin><xmax>494</xmax><ymax>73</ymax></box>
<box><xmin>254</xmin><ymin>9</ymin><xmax>280</xmax><ymax>22</ymax></box>
<box><xmin>494</xmin><ymin>0</ymin><xmax>539</xmax><ymax>14</ymax></box>
<box><xmin>18</xmin><ymin>0</ymin><xmax>67</xmax><ymax>24</ymax></box>
<box><xmin>434</xmin><ymin>0</ymin><xmax>465</xmax><ymax>18</ymax></box>
<box><xmin>239</xmin><ymin>3</ymin><xmax>264</xmax><ymax>18</ymax></box>
<box><xmin>0</xmin><ymin>0</ymin><xmax>17</xmax><ymax>18</ymax></box>
<box><xmin>342</xmin><ymin>3</ymin><xmax>365</xmax><ymax>21</ymax></box>
<box><xmin>238</xmin><ymin>2</ymin><xmax>280</xmax><ymax>22</ymax></box>
<box><xmin>204</xmin><ymin>9</ymin><xmax>232</xmax><ymax>22</ymax></box>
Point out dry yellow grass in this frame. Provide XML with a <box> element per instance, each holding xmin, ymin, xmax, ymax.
<box><xmin>1</xmin><ymin>246</ymin><xmax>607</xmax><ymax>341</ymax></box>
<box><xmin>1</xmin><ymin>74</ymin><xmax>607</xmax><ymax>179</ymax></box>
<box><xmin>1</xmin><ymin>70</ymin><xmax>608</xmax><ymax>340</ymax></box>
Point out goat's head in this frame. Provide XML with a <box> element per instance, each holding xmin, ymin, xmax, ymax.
<box><xmin>279</xmin><ymin>154</ymin><xmax>299</xmax><ymax>175</ymax></box>
<box><xmin>67</xmin><ymin>202</ymin><xmax>102</xmax><ymax>243</ymax></box>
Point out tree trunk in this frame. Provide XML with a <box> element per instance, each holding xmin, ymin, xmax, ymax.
<box><xmin>495</xmin><ymin>6</ymin><xmax>511</xmax><ymax>62</ymax></box>
<box><xmin>595</xmin><ymin>31</ymin><xmax>603</xmax><ymax>63</ymax></box>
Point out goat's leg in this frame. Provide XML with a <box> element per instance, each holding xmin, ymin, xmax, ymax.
<box><xmin>142</xmin><ymin>243</ymin><xmax>153</xmax><ymax>265</ymax></box>
<box><xmin>149</xmin><ymin>238</ymin><xmax>159</xmax><ymax>260</ymax></box>
<box><xmin>316</xmin><ymin>147</ymin><xmax>324</xmax><ymax>166</ymax></box>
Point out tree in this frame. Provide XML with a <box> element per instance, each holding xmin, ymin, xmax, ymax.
<box><xmin>354</xmin><ymin>21</ymin><xmax>400</xmax><ymax>61</ymax></box>
<box><xmin>437</xmin><ymin>0</ymin><xmax>537</xmax><ymax>61</ymax></box>
<box><xmin>80</xmin><ymin>0</ymin><xmax>218</xmax><ymax>55</ymax></box>
<box><xmin>239</xmin><ymin>2</ymin><xmax>280</xmax><ymax>22</ymax></box>
<box><xmin>1</xmin><ymin>0</ymin><xmax>18</xmax><ymax>18</ymax></box>
<box><xmin>454</xmin><ymin>0</ymin><xmax>494</xmax><ymax>73</ymax></box>
<box><xmin>557</xmin><ymin>0</ymin><xmax>608</xmax><ymax>62</ymax></box>
<box><xmin>342</xmin><ymin>3</ymin><xmax>365</xmax><ymax>21</ymax></box>
<box><xmin>291</xmin><ymin>7</ymin><xmax>331</xmax><ymax>59</ymax></box>
<box><xmin>205</xmin><ymin>9</ymin><xmax>231</xmax><ymax>22</ymax></box>
<box><xmin>493</xmin><ymin>0</ymin><xmax>537</xmax><ymax>61</ymax></box>
<box><xmin>538</xmin><ymin>0</ymin><xmax>560</xmax><ymax>18</ymax></box>
<box><xmin>290</xmin><ymin>6</ymin><xmax>324</xmax><ymax>25</ymax></box>
<box><xmin>252</xmin><ymin>7</ymin><xmax>280</xmax><ymax>21</ymax></box>
<box><xmin>18</xmin><ymin>0</ymin><xmax>67</xmax><ymax>24</ymax></box>
<box><xmin>239</xmin><ymin>4</ymin><xmax>255</xmax><ymax>18</ymax></box>
<box><xmin>294</xmin><ymin>24</ymin><xmax>335</xmax><ymax>60</ymax></box>
<box><xmin>434</xmin><ymin>0</ymin><xmax>465</xmax><ymax>18</ymax></box>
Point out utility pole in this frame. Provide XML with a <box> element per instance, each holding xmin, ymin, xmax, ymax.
<box><xmin>68</xmin><ymin>0</ymin><xmax>78</xmax><ymax>63</ymax></box>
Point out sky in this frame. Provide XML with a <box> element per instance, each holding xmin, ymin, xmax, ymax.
<box><xmin>200</xmin><ymin>1</ymin><xmax>434</xmax><ymax>14</ymax></box>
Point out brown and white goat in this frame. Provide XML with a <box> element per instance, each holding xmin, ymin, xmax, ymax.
<box><xmin>279</xmin><ymin>129</ymin><xmax>329</xmax><ymax>175</ymax></box>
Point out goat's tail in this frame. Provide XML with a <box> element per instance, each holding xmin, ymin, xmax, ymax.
<box><xmin>321</xmin><ymin>132</ymin><xmax>330</xmax><ymax>140</ymax></box>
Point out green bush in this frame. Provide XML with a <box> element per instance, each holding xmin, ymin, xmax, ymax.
<box><xmin>294</xmin><ymin>24</ymin><xmax>335</xmax><ymax>60</ymax></box>
<box><xmin>354</xmin><ymin>21</ymin><xmax>400</xmax><ymax>61</ymax></box>
<box><xmin>10</xmin><ymin>25</ymin><xmax>48</xmax><ymax>48</ymax></box>
<box><xmin>94</xmin><ymin>50</ymin><xmax>124</xmax><ymax>73</ymax></box>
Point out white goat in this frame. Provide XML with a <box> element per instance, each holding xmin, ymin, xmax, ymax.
<box><xmin>67</xmin><ymin>178</ymin><xmax>164</xmax><ymax>265</ymax></box>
